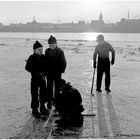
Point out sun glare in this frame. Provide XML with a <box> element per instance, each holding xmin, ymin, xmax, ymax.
<box><xmin>83</xmin><ymin>33</ymin><xmax>98</xmax><ymax>41</ymax></box>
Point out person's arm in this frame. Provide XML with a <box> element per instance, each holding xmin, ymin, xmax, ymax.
<box><xmin>110</xmin><ymin>45</ymin><xmax>115</xmax><ymax>65</ymax></box>
<box><xmin>25</xmin><ymin>55</ymin><xmax>42</xmax><ymax>76</ymax></box>
<box><xmin>25</xmin><ymin>56</ymin><xmax>32</xmax><ymax>73</ymax></box>
<box><xmin>60</xmin><ymin>50</ymin><xmax>67</xmax><ymax>73</ymax></box>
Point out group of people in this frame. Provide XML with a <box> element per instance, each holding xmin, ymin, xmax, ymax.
<box><xmin>25</xmin><ymin>34</ymin><xmax>115</xmax><ymax>125</ymax></box>
<box><xmin>25</xmin><ymin>35</ymin><xmax>67</xmax><ymax>118</ymax></box>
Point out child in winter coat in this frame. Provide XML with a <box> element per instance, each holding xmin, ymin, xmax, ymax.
<box><xmin>45</xmin><ymin>35</ymin><xmax>67</xmax><ymax>109</ymax></box>
<box><xmin>25</xmin><ymin>41</ymin><xmax>48</xmax><ymax>118</ymax></box>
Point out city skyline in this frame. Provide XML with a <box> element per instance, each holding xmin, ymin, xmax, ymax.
<box><xmin>1</xmin><ymin>0</ymin><xmax>140</xmax><ymax>25</ymax></box>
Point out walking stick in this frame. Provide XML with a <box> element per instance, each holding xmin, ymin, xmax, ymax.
<box><xmin>90</xmin><ymin>69</ymin><xmax>96</xmax><ymax>96</ymax></box>
<box><xmin>90</xmin><ymin>68</ymin><xmax>96</xmax><ymax>136</ymax></box>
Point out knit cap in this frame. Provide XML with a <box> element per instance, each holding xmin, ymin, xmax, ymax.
<box><xmin>33</xmin><ymin>41</ymin><xmax>43</xmax><ymax>50</ymax></box>
<box><xmin>48</xmin><ymin>35</ymin><xmax>57</xmax><ymax>44</ymax></box>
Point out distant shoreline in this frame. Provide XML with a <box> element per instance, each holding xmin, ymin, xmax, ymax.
<box><xmin>0</xmin><ymin>31</ymin><xmax>140</xmax><ymax>34</ymax></box>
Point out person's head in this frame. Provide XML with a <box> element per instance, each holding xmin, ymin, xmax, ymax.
<box><xmin>96</xmin><ymin>34</ymin><xmax>104</xmax><ymax>43</ymax></box>
<box><xmin>33</xmin><ymin>41</ymin><xmax>43</xmax><ymax>55</ymax></box>
<box><xmin>48</xmin><ymin>35</ymin><xmax>57</xmax><ymax>50</ymax></box>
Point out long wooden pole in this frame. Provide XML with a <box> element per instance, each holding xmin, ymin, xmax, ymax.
<box><xmin>90</xmin><ymin>69</ymin><xmax>96</xmax><ymax>96</ymax></box>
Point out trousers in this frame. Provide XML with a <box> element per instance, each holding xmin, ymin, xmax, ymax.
<box><xmin>30</xmin><ymin>75</ymin><xmax>47</xmax><ymax>110</ymax></box>
<box><xmin>47</xmin><ymin>73</ymin><xmax>62</xmax><ymax>104</ymax></box>
<box><xmin>96</xmin><ymin>57</ymin><xmax>111</xmax><ymax>90</ymax></box>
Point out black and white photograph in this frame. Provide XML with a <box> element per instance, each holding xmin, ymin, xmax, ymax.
<box><xmin>0</xmin><ymin>0</ymin><xmax>140</xmax><ymax>138</ymax></box>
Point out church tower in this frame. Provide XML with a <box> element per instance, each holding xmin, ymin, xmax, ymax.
<box><xmin>32</xmin><ymin>16</ymin><xmax>36</xmax><ymax>23</ymax></box>
<box><xmin>99</xmin><ymin>12</ymin><xmax>103</xmax><ymax>21</ymax></box>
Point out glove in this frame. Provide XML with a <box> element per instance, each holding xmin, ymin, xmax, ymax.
<box><xmin>93</xmin><ymin>62</ymin><xmax>96</xmax><ymax>69</ymax></box>
<box><xmin>111</xmin><ymin>60</ymin><xmax>114</xmax><ymax>65</ymax></box>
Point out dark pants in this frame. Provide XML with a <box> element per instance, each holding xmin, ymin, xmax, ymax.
<box><xmin>47</xmin><ymin>73</ymin><xmax>62</xmax><ymax>104</ymax></box>
<box><xmin>31</xmin><ymin>76</ymin><xmax>47</xmax><ymax>110</ymax></box>
<box><xmin>97</xmin><ymin>57</ymin><xmax>111</xmax><ymax>90</ymax></box>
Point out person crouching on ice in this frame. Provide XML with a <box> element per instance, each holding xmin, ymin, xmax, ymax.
<box><xmin>45</xmin><ymin>35</ymin><xmax>67</xmax><ymax>109</ymax></box>
<box><xmin>25</xmin><ymin>41</ymin><xmax>48</xmax><ymax>118</ymax></box>
<box><xmin>55</xmin><ymin>79</ymin><xmax>84</xmax><ymax>127</ymax></box>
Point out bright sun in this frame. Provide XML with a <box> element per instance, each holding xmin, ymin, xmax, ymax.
<box><xmin>83</xmin><ymin>32</ymin><xmax>99</xmax><ymax>41</ymax></box>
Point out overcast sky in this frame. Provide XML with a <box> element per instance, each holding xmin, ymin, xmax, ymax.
<box><xmin>1</xmin><ymin>0</ymin><xmax>140</xmax><ymax>25</ymax></box>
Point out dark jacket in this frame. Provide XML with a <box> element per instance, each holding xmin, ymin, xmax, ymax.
<box><xmin>55</xmin><ymin>82</ymin><xmax>84</xmax><ymax>116</ymax></box>
<box><xmin>25</xmin><ymin>53</ymin><xmax>46</xmax><ymax>78</ymax></box>
<box><xmin>45</xmin><ymin>46</ymin><xmax>67</xmax><ymax>74</ymax></box>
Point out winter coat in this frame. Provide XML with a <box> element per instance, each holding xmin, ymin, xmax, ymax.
<box><xmin>25</xmin><ymin>53</ymin><xmax>46</xmax><ymax>78</ymax></box>
<box><xmin>45</xmin><ymin>46</ymin><xmax>67</xmax><ymax>74</ymax></box>
<box><xmin>55</xmin><ymin>82</ymin><xmax>84</xmax><ymax>116</ymax></box>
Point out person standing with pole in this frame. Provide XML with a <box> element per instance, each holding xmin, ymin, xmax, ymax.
<box><xmin>93</xmin><ymin>34</ymin><xmax>115</xmax><ymax>93</ymax></box>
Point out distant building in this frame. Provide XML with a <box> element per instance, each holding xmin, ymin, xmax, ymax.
<box><xmin>99</xmin><ymin>12</ymin><xmax>103</xmax><ymax>22</ymax></box>
<box><xmin>78</xmin><ymin>20</ymin><xmax>86</xmax><ymax>25</ymax></box>
<box><xmin>116</xmin><ymin>18</ymin><xmax>140</xmax><ymax>33</ymax></box>
<box><xmin>90</xmin><ymin>12</ymin><xmax>104</xmax><ymax>32</ymax></box>
<box><xmin>1</xmin><ymin>12</ymin><xmax>140</xmax><ymax>33</ymax></box>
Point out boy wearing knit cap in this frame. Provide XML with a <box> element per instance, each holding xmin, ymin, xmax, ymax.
<box><xmin>25</xmin><ymin>41</ymin><xmax>48</xmax><ymax>118</ymax></box>
<box><xmin>45</xmin><ymin>35</ymin><xmax>67</xmax><ymax>109</ymax></box>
